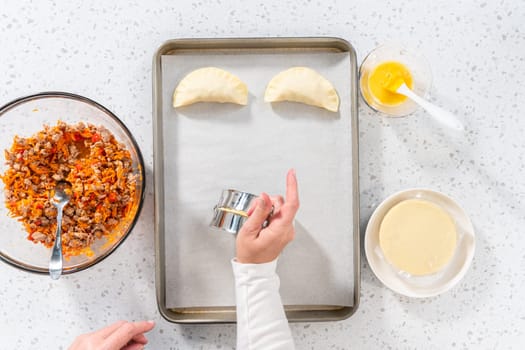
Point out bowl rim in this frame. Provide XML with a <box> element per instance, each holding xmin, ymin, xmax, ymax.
<box><xmin>0</xmin><ymin>91</ymin><xmax>146</xmax><ymax>275</ymax></box>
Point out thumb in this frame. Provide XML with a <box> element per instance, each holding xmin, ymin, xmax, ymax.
<box><xmin>240</xmin><ymin>193</ymin><xmax>272</xmax><ymax>236</ymax></box>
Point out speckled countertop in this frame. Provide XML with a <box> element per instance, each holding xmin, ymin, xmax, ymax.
<box><xmin>1</xmin><ymin>1</ymin><xmax>524</xmax><ymax>349</ymax></box>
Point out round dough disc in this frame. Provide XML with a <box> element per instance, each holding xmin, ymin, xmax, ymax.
<box><xmin>379</xmin><ymin>199</ymin><xmax>457</xmax><ymax>276</ymax></box>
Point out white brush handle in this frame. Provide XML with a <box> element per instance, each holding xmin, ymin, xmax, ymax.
<box><xmin>397</xmin><ymin>83</ymin><xmax>464</xmax><ymax>131</ymax></box>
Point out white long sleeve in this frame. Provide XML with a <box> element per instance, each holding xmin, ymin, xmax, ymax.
<box><xmin>232</xmin><ymin>259</ymin><xmax>295</xmax><ymax>350</ymax></box>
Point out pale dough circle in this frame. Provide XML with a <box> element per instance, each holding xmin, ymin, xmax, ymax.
<box><xmin>379</xmin><ymin>199</ymin><xmax>457</xmax><ymax>276</ymax></box>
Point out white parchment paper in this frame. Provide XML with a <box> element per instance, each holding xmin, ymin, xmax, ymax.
<box><xmin>161</xmin><ymin>50</ymin><xmax>356</xmax><ymax>308</ymax></box>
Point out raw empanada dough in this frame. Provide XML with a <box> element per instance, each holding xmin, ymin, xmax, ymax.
<box><xmin>264</xmin><ymin>67</ymin><xmax>339</xmax><ymax>112</ymax></box>
<box><xmin>173</xmin><ymin>67</ymin><xmax>248</xmax><ymax>107</ymax></box>
<box><xmin>379</xmin><ymin>199</ymin><xmax>457</xmax><ymax>276</ymax></box>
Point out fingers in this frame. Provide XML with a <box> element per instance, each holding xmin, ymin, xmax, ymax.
<box><xmin>103</xmin><ymin>321</ymin><xmax>155</xmax><ymax>349</ymax></box>
<box><xmin>285</xmin><ymin>169</ymin><xmax>299</xmax><ymax>215</ymax></box>
<box><xmin>92</xmin><ymin>320</ymin><xmax>127</xmax><ymax>338</ymax></box>
<box><xmin>240</xmin><ymin>192</ymin><xmax>273</xmax><ymax>235</ymax></box>
<box><xmin>241</xmin><ymin>169</ymin><xmax>299</xmax><ymax>236</ymax></box>
<box><xmin>246</xmin><ymin>201</ymin><xmax>256</xmax><ymax>217</ymax></box>
<box><xmin>131</xmin><ymin>333</ymin><xmax>149</xmax><ymax>344</ymax></box>
<box><xmin>269</xmin><ymin>195</ymin><xmax>284</xmax><ymax>215</ymax></box>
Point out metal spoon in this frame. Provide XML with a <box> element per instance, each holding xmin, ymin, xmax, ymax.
<box><xmin>49</xmin><ymin>181</ymin><xmax>71</xmax><ymax>280</ymax></box>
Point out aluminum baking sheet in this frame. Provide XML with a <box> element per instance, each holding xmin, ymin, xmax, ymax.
<box><xmin>153</xmin><ymin>38</ymin><xmax>360</xmax><ymax>323</ymax></box>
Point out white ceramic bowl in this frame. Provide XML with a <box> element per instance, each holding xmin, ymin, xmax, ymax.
<box><xmin>364</xmin><ymin>188</ymin><xmax>475</xmax><ymax>297</ymax></box>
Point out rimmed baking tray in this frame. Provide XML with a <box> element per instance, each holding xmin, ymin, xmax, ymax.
<box><xmin>153</xmin><ymin>37</ymin><xmax>360</xmax><ymax>323</ymax></box>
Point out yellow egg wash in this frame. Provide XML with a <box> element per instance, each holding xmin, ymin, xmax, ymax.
<box><xmin>368</xmin><ymin>61</ymin><xmax>413</xmax><ymax>106</ymax></box>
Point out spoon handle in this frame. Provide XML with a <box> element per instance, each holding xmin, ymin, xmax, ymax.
<box><xmin>398</xmin><ymin>84</ymin><xmax>464</xmax><ymax>131</ymax></box>
<box><xmin>49</xmin><ymin>207</ymin><xmax>63</xmax><ymax>280</ymax></box>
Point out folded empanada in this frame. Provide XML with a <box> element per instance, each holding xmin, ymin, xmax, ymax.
<box><xmin>264</xmin><ymin>67</ymin><xmax>339</xmax><ymax>112</ymax></box>
<box><xmin>173</xmin><ymin>67</ymin><xmax>248</xmax><ymax>107</ymax></box>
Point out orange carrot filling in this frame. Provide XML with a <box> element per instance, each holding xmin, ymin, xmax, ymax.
<box><xmin>0</xmin><ymin>121</ymin><xmax>138</xmax><ymax>257</ymax></box>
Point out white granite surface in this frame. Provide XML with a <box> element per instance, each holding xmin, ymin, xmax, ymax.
<box><xmin>1</xmin><ymin>0</ymin><xmax>524</xmax><ymax>349</ymax></box>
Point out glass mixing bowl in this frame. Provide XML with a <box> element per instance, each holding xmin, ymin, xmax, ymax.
<box><xmin>360</xmin><ymin>44</ymin><xmax>432</xmax><ymax>117</ymax></box>
<box><xmin>0</xmin><ymin>92</ymin><xmax>145</xmax><ymax>275</ymax></box>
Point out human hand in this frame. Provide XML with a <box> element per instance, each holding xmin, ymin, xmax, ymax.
<box><xmin>68</xmin><ymin>320</ymin><xmax>155</xmax><ymax>350</ymax></box>
<box><xmin>236</xmin><ymin>169</ymin><xmax>300</xmax><ymax>264</ymax></box>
